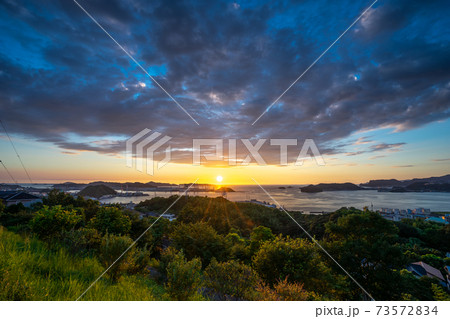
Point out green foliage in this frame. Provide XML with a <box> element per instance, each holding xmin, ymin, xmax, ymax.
<box><xmin>0</xmin><ymin>227</ymin><xmax>161</xmax><ymax>300</ymax></box>
<box><xmin>397</xmin><ymin>269</ymin><xmax>434</xmax><ymax>300</ymax></box>
<box><xmin>171</xmin><ymin>222</ymin><xmax>228</xmax><ymax>266</ymax></box>
<box><xmin>420</xmin><ymin>254</ymin><xmax>445</xmax><ymax>269</ymax></box>
<box><xmin>224</xmin><ymin>231</ymin><xmax>249</xmax><ymax>261</ymax></box>
<box><xmin>0</xmin><ymin>200</ymin><xmax>4</xmax><ymax>215</ymax></box>
<box><xmin>126</xmin><ymin>211</ymin><xmax>170</xmax><ymax>256</ymax></box>
<box><xmin>249</xmin><ymin>225</ymin><xmax>275</xmax><ymax>254</ymax></box>
<box><xmin>0</xmin><ymin>210</ymin><xmax>34</xmax><ymax>232</ymax></box>
<box><xmin>256</xmin><ymin>277</ymin><xmax>318</xmax><ymax>301</ymax></box>
<box><xmin>136</xmin><ymin>195</ymin><xmax>190</xmax><ymax>214</ymax></box>
<box><xmin>204</xmin><ymin>258</ymin><xmax>259</xmax><ymax>300</ymax></box>
<box><xmin>400</xmin><ymin>218</ymin><xmax>450</xmax><ymax>252</ymax></box>
<box><xmin>176</xmin><ymin>197</ymin><xmax>254</xmax><ymax>235</ymax></box>
<box><xmin>431</xmin><ymin>283</ymin><xmax>450</xmax><ymax>301</ymax></box>
<box><xmin>1</xmin><ymin>193</ymin><xmax>448</xmax><ymax>301</ymax></box>
<box><xmin>325</xmin><ymin>211</ymin><xmax>406</xmax><ymax>300</ymax></box>
<box><xmin>88</xmin><ymin>207</ymin><xmax>131</xmax><ymax>235</ymax></box>
<box><xmin>43</xmin><ymin>189</ymin><xmax>77</xmax><ymax>207</ymax></box>
<box><xmin>4</xmin><ymin>202</ymin><xmax>27</xmax><ymax>214</ymax></box>
<box><xmin>156</xmin><ymin>246</ymin><xmax>179</xmax><ymax>281</ymax></box>
<box><xmin>165</xmin><ymin>251</ymin><xmax>203</xmax><ymax>300</ymax></box>
<box><xmin>252</xmin><ymin>236</ymin><xmax>335</xmax><ymax>295</ymax></box>
<box><xmin>29</xmin><ymin>205</ymin><xmax>82</xmax><ymax>239</ymax></box>
<box><xmin>97</xmin><ymin>233</ymin><xmax>137</xmax><ymax>281</ymax></box>
<box><xmin>61</xmin><ymin>228</ymin><xmax>102</xmax><ymax>255</ymax></box>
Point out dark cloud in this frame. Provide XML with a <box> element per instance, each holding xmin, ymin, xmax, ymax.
<box><xmin>345</xmin><ymin>143</ymin><xmax>406</xmax><ymax>157</ymax></box>
<box><xmin>0</xmin><ymin>0</ymin><xmax>449</xmax><ymax>165</ymax></box>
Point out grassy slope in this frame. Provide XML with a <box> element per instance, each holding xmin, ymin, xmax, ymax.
<box><xmin>0</xmin><ymin>227</ymin><xmax>164</xmax><ymax>301</ymax></box>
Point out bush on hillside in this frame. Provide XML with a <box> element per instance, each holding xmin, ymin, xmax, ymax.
<box><xmin>256</xmin><ymin>277</ymin><xmax>318</xmax><ymax>301</ymax></box>
<box><xmin>204</xmin><ymin>258</ymin><xmax>259</xmax><ymax>300</ymax></box>
<box><xmin>88</xmin><ymin>207</ymin><xmax>131</xmax><ymax>236</ymax></box>
<box><xmin>29</xmin><ymin>205</ymin><xmax>82</xmax><ymax>239</ymax></box>
<box><xmin>97</xmin><ymin>233</ymin><xmax>136</xmax><ymax>282</ymax></box>
<box><xmin>165</xmin><ymin>251</ymin><xmax>203</xmax><ymax>301</ymax></box>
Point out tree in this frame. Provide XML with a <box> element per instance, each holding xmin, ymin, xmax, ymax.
<box><xmin>0</xmin><ymin>200</ymin><xmax>5</xmax><ymax>216</ymax></box>
<box><xmin>204</xmin><ymin>258</ymin><xmax>259</xmax><ymax>300</ymax></box>
<box><xmin>252</xmin><ymin>236</ymin><xmax>336</xmax><ymax>296</ymax></box>
<box><xmin>431</xmin><ymin>283</ymin><xmax>450</xmax><ymax>301</ymax></box>
<box><xmin>29</xmin><ymin>205</ymin><xmax>82</xmax><ymax>239</ymax></box>
<box><xmin>256</xmin><ymin>277</ymin><xmax>318</xmax><ymax>301</ymax></box>
<box><xmin>126</xmin><ymin>211</ymin><xmax>170</xmax><ymax>256</ymax></box>
<box><xmin>165</xmin><ymin>251</ymin><xmax>203</xmax><ymax>300</ymax></box>
<box><xmin>88</xmin><ymin>207</ymin><xmax>131</xmax><ymax>235</ymax></box>
<box><xmin>324</xmin><ymin>211</ymin><xmax>406</xmax><ymax>300</ymax></box>
<box><xmin>97</xmin><ymin>233</ymin><xmax>137</xmax><ymax>281</ymax></box>
<box><xmin>249</xmin><ymin>226</ymin><xmax>275</xmax><ymax>254</ymax></box>
<box><xmin>42</xmin><ymin>189</ymin><xmax>76</xmax><ymax>207</ymax></box>
<box><xmin>170</xmin><ymin>222</ymin><xmax>227</xmax><ymax>266</ymax></box>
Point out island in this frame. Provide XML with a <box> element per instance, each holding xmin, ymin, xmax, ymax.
<box><xmin>215</xmin><ymin>187</ymin><xmax>235</xmax><ymax>193</ymax></box>
<box><xmin>78</xmin><ymin>184</ymin><xmax>117</xmax><ymax>198</ymax></box>
<box><xmin>300</xmin><ymin>183</ymin><xmax>362</xmax><ymax>193</ymax></box>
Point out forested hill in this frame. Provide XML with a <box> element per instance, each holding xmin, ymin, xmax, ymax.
<box><xmin>0</xmin><ymin>191</ymin><xmax>449</xmax><ymax>301</ymax></box>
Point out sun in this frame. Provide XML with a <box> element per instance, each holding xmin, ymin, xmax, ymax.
<box><xmin>216</xmin><ymin>175</ymin><xmax>223</xmax><ymax>183</ymax></box>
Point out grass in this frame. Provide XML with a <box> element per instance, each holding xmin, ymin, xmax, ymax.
<box><xmin>0</xmin><ymin>227</ymin><xmax>165</xmax><ymax>300</ymax></box>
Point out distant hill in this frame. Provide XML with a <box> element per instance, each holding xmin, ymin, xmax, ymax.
<box><xmin>360</xmin><ymin>179</ymin><xmax>404</xmax><ymax>188</ymax></box>
<box><xmin>215</xmin><ymin>187</ymin><xmax>235</xmax><ymax>192</ymax></box>
<box><xmin>78</xmin><ymin>184</ymin><xmax>117</xmax><ymax>198</ymax></box>
<box><xmin>361</xmin><ymin>174</ymin><xmax>450</xmax><ymax>188</ymax></box>
<box><xmin>300</xmin><ymin>183</ymin><xmax>362</xmax><ymax>193</ymax></box>
<box><xmin>54</xmin><ymin>181</ymin><xmax>175</xmax><ymax>191</ymax></box>
<box><xmin>300</xmin><ymin>185</ymin><xmax>323</xmax><ymax>193</ymax></box>
<box><xmin>389</xmin><ymin>182</ymin><xmax>450</xmax><ymax>193</ymax></box>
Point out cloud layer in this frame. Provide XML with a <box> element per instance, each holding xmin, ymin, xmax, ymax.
<box><xmin>1</xmin><ymin>0</ymin><xmax>449</xmax><ymax>164</ymax></box>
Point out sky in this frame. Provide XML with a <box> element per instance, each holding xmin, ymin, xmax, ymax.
<box><xmin>0</xmin><ymin>0</ymin><xmax>449</xmax><ymax>185</ymax></box>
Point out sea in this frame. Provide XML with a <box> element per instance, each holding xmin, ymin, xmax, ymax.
<box><xmin>96</xmin><ymin>185</ymin><xmax>450</xmax><ymax>213</ymax></box>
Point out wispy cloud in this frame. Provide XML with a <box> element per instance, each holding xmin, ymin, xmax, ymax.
<box><xmin>432</xmin><ymin>158</ymin><xmax>450</xmax><ymax>162</ymax></box>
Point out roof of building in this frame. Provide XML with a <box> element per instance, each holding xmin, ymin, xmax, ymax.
<box><xmin>411</xmin><ymin>262</ymin><xmax>445</xmax><ymax>281</ymax></box>
<box><xmin>0</xmin><ymin>191</ymin><xmax>40</xmax><ymax>201</ymax></box>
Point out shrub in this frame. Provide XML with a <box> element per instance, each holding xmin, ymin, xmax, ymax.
<box><xmin>29</xmin><ymin>205</ymin><xmax>82</xmax><ymax>239</ymax></box>
<box><xmin>42</xmin><ymin>189</ymin><xmax>76</xmax><ymax>207</ymax></box>
<box><xmin>97</xmin><ymin>233</ymin><xmax>136</xmax><ymax>281</ymax></box>
<box><xmin>431</xmin><ymin>283</ymin><xmax>450</xmax><ymax>301</ymax></box>
<box><xmin>171</xmin><ymin>222</ymin><xmax>227</xmax><ymax>266</ymax></box>
<box><xmin>225</xmin><ymin>232</ymin><xmax>249</xmax><ymax>262</ymax></box>
<box><xmin>252</xmin><ymin>236</ymin><xmax>334</xmax><ymax>294</ymax></box>
<box><xmin>127</xmin><ymin>246</ymin><xmax>151</xmax><ymax>275</ymax></box>
<box><xmin>61</xmin><ymin>228</ymin><xmax>102</xmax><ymax>255</ymax></box>
<box><xmin>165</xmin><ymin>251</ymin><xmax>203</xmax><ymax>300</ymax></box>
<box><xmin>204</xmin><ymin>258</ymin><xmax>259</xmax><ymax>300</ymax></box>
<box><xmin>256</xmin><ymin>278</ymin><xmax>318</xmax><ymax>301</ymax></box>
<box><xmin>157</xmin><ymin>247</ymin><xmax>179</xmax><ymax>281</ymax></box>
<box><xmin>0</xmin><ymin>211</ymin><xmax>34</xmax><ymax>232</ymax></box>
<box><xmin>249</xmin><ymin>226</ymin><xmax>275</xmax><ymax>254</ymax></box>
<box><xmin>88</xmin><ymin>207</ymin><xmax>131</xmax><ymax>236</ymax></box>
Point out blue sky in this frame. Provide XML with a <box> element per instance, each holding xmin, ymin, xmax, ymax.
<box><xmin>0</xmin><ymin>0</ymin><xmax>449</xmax><ymax>183</ymax></box>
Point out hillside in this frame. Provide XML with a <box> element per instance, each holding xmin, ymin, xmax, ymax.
<box><xmin>54</xmin><ymin>181</ymin><xmax>175</xmax><ymax>191</ymax></box>
<box><xmin>300</xmin><ymin>183</ymin><xmax>362</xmax><ymax>193</ymax></box>
<box><xmin>215</xmin><ymin>187</ymin><xmax>235</xmax><ymax>192</ymax></box>
<box><xmin>78</xmin><ymin>184</ymin><xmax>117</xmax><ymax>198</ymax></box>
<box><xmin>0</xmin><ymin>227</ymin><xmax>162</xmax><ymax>301</ymax></box>
<box><xmin>361</xmin><ymin>174</ymin><xmax>450</xmax><ymax>188</ymax></box>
